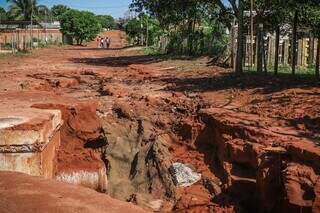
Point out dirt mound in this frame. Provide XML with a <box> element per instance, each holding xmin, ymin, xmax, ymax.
<box><xmin>0</xmin><ymin>171</ymin><xmax>146</xmax><ymax>213</ymax></box>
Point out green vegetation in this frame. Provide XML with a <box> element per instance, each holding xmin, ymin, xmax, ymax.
<box><xmin>51</xmin><ymin>4</ymin><xmax>70</xmax><ymax>21</ymax></box>
<box><xmin>60</xmin><ymin>10</ymin><xmax>101</xmax><ymax>45</ymax></box>
<box><xmin>2</xmin><ymin>1</ymin><xmax>117</xmax><ymax>47</ymax></box>
<box><xmin>96</xmin><ymin>15</ymin><xmax>117</xmax><ymax>30</ymax></box>
<box><xmin>125</xmin><ymin>18</ymin><xmax>141</xmax><ymax>44</ymax></box>
<box><xmin>6</xmin><ymin>0</ymin><xmax>50</xmax><ymax>22</ymax></box>
<box><xmin>129</xmin><ymin>0</ymin><xmax>320</xmax><ymax>79</ymax></box>
<box><xmin>125</xmin><ymin>14</ymin><xmax>163</xmax><ymax>46</ymax></box>
<box><xmin>143</xmin><ymin>46</ymin><xmax>164</xmax><ymax>55</ymax></box>
<box><xmin>128</xmin><ymin>1</ymin><xmax>230</xmax><ymax>58</ymax></box>
<box><xmin>0</xmin><ymin>7</ymin><xmax>7</xmax><ymax>20</ymax></box>
<box><xmin>0</xmin><ymin>50</ymin><xmax>30</xmax><ymax>59</ymax></box>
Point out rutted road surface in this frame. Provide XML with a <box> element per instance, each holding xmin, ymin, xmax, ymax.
<box><xmin>0</xmin><ymin>31</ymin><xmax>320</xmax><ymax>212</ymax></box>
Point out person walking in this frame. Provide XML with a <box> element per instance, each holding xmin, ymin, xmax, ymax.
<box><xmin>100</xmin><ymin>37</ymin><xmax>104</xmax><ymax>48</ymax></box>
<box><xmin>96</xmin><ymin>36</ymin><xmax>101</xmax><ymax>48</ymax></box>
<box><xmin>103</xmin><ymin>37</ymin><xmax>107</xmax><ymax>48</ymax></box>
<box><xmin>107</xmin><ymin>37</ymin><xmax>111</xmax><ymax>49</ymax></box>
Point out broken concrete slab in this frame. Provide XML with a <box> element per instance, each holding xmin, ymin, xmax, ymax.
<box><xmin>0</xmin><ymin>91</ymin><xmax>108</xmax><ymax>191</ymax></box>
<box><xmin>169</xmin><ymin>162</ymin><xmax>201</xmax><ymax>187</ymax></box>
<box><xmin>0</xmin><ymin>107</ymin><xmax>62</xmax><ymax>178</ymax></box>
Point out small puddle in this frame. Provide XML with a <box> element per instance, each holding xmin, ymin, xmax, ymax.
<box><xmin>0</xmin><ymin>117</ymin><xmax>25</xmax><ymax>129</ymax></box>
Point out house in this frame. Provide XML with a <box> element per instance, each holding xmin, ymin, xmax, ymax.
<box><xmin>0</xmin><ymin>21</ymin><xmax>63</xmax><ymax>52</ymax></box>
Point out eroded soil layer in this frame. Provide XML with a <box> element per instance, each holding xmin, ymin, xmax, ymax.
<box><xmin>0</xmin><ymin>92</ymin><xmax>108</xmax><ymax>191</ymax></box>
<box><xmin>0</xmin><ymin>171</ymin><xmax>146</xmax><ymax>213</ymax></box>
<box><xmin>0</xmin><ymin>30</ymin><xmax>320</xmax><ymax>212</ymax></box>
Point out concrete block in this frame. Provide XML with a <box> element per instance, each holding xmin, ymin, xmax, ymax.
<box><xmin>0</xmin><ymin>108</ymin><xmax>62</xmax><ymax>178</ymax></box>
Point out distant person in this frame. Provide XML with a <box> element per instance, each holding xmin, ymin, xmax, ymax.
<box><xmin>96</xmin><ymin>36</ymin><xmax>101</xmax><ymax>48</ymax></box>
<box><xmin>107</xmin><ymin>37</ymin><xmax>111</xmax><ymax>49</ymax></box>
<box><xmin>100</xmin><ymin>37</ymin><xmax>104</xmax><ymax>48</ymax></box>
<box><xmin>103</xmin><ymin>37</ymin><xmax>107</xmax><ymax>48</ymax></box>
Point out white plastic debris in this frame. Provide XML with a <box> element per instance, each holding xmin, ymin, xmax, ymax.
<box><xmin>169</xmin><ymin>162</ymin><xmax>201</xmax><ymax>187</ymax></box>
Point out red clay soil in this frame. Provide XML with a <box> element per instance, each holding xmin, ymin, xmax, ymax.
<box><xmin>0</xmin><ymin>91</ymin><xmax>106</xmax><ymax>173</ymax></box>
<box><xmin>0</xmin><ymin>171</ymin><xmax>147</xmax><ymax>213</ymax></box>
<box><xmin>0</xmin><ymin>30</ymin><xmax>320</xmax><ymax>212</ymax></box>
<box><xmin>33</xmin><ymin>101</ymin><xmax>106</xmax><ymax>173</ymax></box>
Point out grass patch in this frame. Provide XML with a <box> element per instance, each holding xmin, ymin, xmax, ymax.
<box><xmin>143</xmin><ymin>46</ymin><xmax>166</xmax><ymax>55</ymax></box>
<box><xmin>0</xmin><ymin>50</ymin><xmax>31</xmax><ymax>60</ymax></box>
<box><xmin>243</xmin><ymin>65</ymin><xmax>317</xmax><ymax>78</ymax></box>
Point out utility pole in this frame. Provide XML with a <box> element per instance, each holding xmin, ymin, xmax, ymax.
<box><xmin>250</xmin><ymin>0</ymin><xmax>254</xmax><ymax>68</ymax></box>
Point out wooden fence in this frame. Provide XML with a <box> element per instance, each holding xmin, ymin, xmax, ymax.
<box><xmin>241</xmin><ymin>34</ymin><xmax>318</xmax><ymax>68</ymax></box>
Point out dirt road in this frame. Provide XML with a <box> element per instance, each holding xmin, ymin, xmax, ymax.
<box><xmin>1</xmin><ymin>31</ymin><xmax>320</xmax><ymax>212</ymax></box>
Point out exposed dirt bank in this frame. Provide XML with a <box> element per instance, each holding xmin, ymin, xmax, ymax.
<box><xmin>0</xmin><ymin>31</ymin><xmax>319</xmax><ymax>212</ymax></box>
<box><xmin>0</xmin><ymin>91</ymin><xmax>108</xmax><ymax>191</ymax></box>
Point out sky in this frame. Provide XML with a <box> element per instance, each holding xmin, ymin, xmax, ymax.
<box><xmin>0</xmin><ymin>0</ymin><xmax>132</xmax><ymax>18</ymax></box>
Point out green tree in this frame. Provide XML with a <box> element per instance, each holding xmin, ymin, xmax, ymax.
<box><xmin>7</xmin><ymin>0</ymin><xmax>51</xmax><ymax>22</ymax></box>
<box><xmin>125</xmin><ymin>18</ymin><xmax>141</xmax><ymax>44</ymax></box>
<box><xmin>125</xmin><ymin>14</ymin><xmax>163</xmax><ymax>46</ymax></box>
<box><xmin>60</xmin><ymin>9</ymin><xmax>101</xmax><ymax>45</ymax></box>
<box><xmin>0</xmin><ymin>7</ymin><xmax>7</xmax><ymax>21</ymax></box>
<box><xmin>144</xmin><ymin>15</ymin><xmax>163</xmax><ymax>46</ymax></box>
<box><xmin>131</xmin><ymin>0</ymin><xmax>229</xmax><ymax>56</ymax></box>
<box><xmin>7</xmin><ymin>0</ymin><xmax>37</xmax><ymax>20</ymax></box>
<box><xmin>36</xmin><ymin>5</ymin><xmax>51</xmax><ymax>22</ymax></box>
<box><xmin>96</xmin><ymin>15</ymin><xmax>116</xmax><ymax>29</ymax></box>
<box><xmin>51</xmin><ymin>4</ymin><xmax>70</xmax><ymax>21</ymax></box>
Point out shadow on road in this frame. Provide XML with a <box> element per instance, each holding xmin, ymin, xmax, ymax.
<box><xmin>153</xmin><ymin>71</ymin><xmax>320</xmax><ymax>94</ymax></box>
<box><xmin>71</xmin><ymin>51</ymin><xmax>320</xmax><ymax>95</ymax></box>
<box><xmin>71</xmin><ymin>55</ymin><xmax>162</xmax><ymax>67</ymax></box>
<box><xmin>65</xmin><ymin>47</ymin><xmax>129</xmax><ymax>51</ymax></box>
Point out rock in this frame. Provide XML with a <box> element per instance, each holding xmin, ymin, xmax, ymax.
<box><xmin>169</xmin><ymin>162</ymin><xmax>201</xmax><ymax>187</ymax></box>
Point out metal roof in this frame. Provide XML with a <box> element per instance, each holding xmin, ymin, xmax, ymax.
<box><xmin>0</xmin><ymin>21</ymin><xmax>61</xmax><ymax>30</ymax></box>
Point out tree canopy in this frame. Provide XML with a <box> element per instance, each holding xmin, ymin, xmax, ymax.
<box><xmin>60</xmin><ymin>9</ymin><xmax>101</xmax><ymax>45</ymax></box>
<box><xmin>6</xmin><ymin>0</ymin><xmax>38</xmax><ymax>20</ymax></box>
<box><xmin>51</xmin><ymin>4</ymin><xmax>70</xmax><ymax>21</ymax></box>
<box><xmin>0</xmin><ymin>7</ymin><xmax>7</xmax><ymax>21</ymax></box>
<box><xmin>96</xmin><ymin>15</ymin><xmax>116</xmax><ymax>30</ymax></box>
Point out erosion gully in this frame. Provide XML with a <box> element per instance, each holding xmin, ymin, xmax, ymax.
<box><xmin>0</xmin><ymin>31</ymin><xmax>319</xmax><ymax>212</ymax></box>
